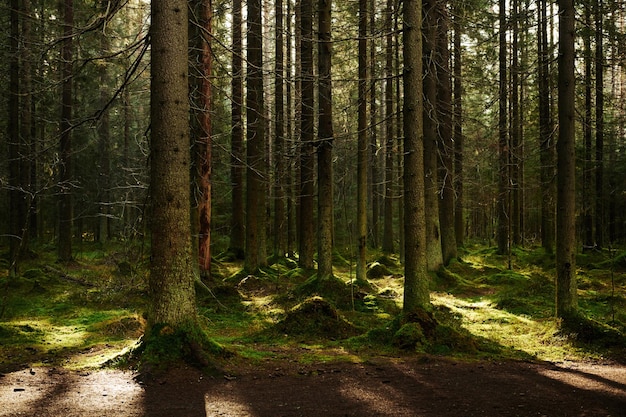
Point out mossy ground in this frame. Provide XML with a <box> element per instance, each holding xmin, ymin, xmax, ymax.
<box><xmin>1</xmin><ymin>242</ymin><xmax>625</xmax><ymax>373</ymax></box>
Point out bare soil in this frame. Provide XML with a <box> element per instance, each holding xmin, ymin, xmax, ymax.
<box><xmin>1</xmin><ymin>356</ymin><xmax>625</xmax><ymax>416</ymax></box>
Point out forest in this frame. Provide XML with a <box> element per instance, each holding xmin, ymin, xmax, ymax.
<box><xmin>1</xmin><ymin>0</ymin><xmax>626</xmax><ymax>414</ymax></box>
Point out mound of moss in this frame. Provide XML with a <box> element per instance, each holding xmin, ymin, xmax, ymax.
<box><xmin>276</xmin><ymin>297</ymin><xmax>361</xmax><ymax>339</ymax></box>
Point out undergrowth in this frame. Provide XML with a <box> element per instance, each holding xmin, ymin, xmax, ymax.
<box><xmin>1</xmin><ymin>242</ymin><xmax>625</xmax><ymax>373</ymax></box>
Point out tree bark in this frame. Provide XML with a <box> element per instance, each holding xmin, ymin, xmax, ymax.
<box><xmin>356</xmin><ymin>0</ymin><xmax>369</xmax><ymax>282</ymax></box>
<box><xmin>496</xmin><ymin>0</ymin><xmax>509</xmax><ymax>256</ymax></box>
<box><xmin>245</xmin><ymin>0</ymin><xmax>267</xmax><ymax>271</ymax></box>
<box><xmin>274</xmin><ymin>0</ymin><xmax>287</xmax><ymax>258</ymax></box>
<box><xmin>382</xmin><ymin>0</ymin><xmax>395</xmax><ymax>254</ymax></box>
<box><xmin>149</xmin><ymin>0</ymin><xmax>197</xmax><ymax>326</ymax></box>
<box><xmin>453</xmin><ymin>3</ymin><xmax>464</xmax><ymax>249</ymax></box>
<box><xmin>595</xmin><ymin>0</ymin><xmax>604</xmax><ymax>248</ymax></box>
<box><xmin>423</xmin><ymin>0</ymin><xmax>443</xmax><ymax>271</ymax></box>
<box><xmin>403</xmin><ymin>0</ymin><xmax>430</xmax><ymax>312</ymax></box>
<box><xmin>58</xmin><ymin>0</ymin><xmax>74</xmax><ymax>262</ymax></box>
<box><xmin>556</xmin><ymin>0</ymin><xmax>578</xmax><ymax>320</ymax></box>
<box><xmin>317</xmin><ymin>0</ymin><xmax>334</xmax><ymax>278</ymax></box>
<box><xmin>435</xmin><ymin>1</ymin><xmax>457</xmax><ymax>265</ymax></box>
<box><xmin>299</xmin><ymin>0</ymin><xmax>315</xmax><ymax>270</ymax></box>
<box><xmin>228</xmin><ymin>0</ymin><xmax>245</xmax><ymax>259</ymax></box>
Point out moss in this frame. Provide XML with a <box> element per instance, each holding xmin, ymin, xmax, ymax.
<box><xmin>393</xmin><ymin>322</ymin><xmax>427</xmax><ymax>350</ymax></box>
<box><xmin>366</xmin><ymin>262</ymin><xmax>391</xmax><ymax>279</ymax></box>
<box><xmin>139</xmin><ymin>320</ymin><xmax>226</xmax><ymax>372</ymax></box>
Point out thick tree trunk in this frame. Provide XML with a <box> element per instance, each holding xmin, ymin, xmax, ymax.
<box><xmin>149</xmin><ymin>0</ymin><xmax>197</xmax><ymax>326</ymax></box>
<box><xmin>556</xmin><ymin>0</ymin><xmax>578</xmax><ymax>320</ymax></box>
<box><xmin>403</xmin><ymin>0</ymin><xmax>430</xmax><ymax>313</ymax></box>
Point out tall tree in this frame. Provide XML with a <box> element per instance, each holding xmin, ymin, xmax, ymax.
<box><xmin>58</xmin><ymin>0</ymin><xmax>74</xmax><ymax>262</ymax></box>
<box><xmin>228</xmin><ymin>0</ymin><xmax>245</xmax><ymax>259</ymax></box>
<box><xmin>496</xmin><ymin>0</ymin><xmax>509</xmax><ymax>256</ymax></box>
<box><xmin>423</xmin><ymin>0</ymin><xmax>443</xmax><ymax>271</ymax></box>
<box><xmin>196</xmin><ymin>0</ymin><xmax>213</xmax><ymax>274</ymax></box>
<box><xmin>356</xmin><ymin>0</ymin><xmax>369</xmax><ymax>282</ymax></box>
<box><xmin>403</xmin><ymin>0</ymin><xmax>430</xmax><ymax>312</ymax></box>
<box><xmin>245</xmin><ymin>0</ymin><xmax>267</xmax><ymax>271</ymax></box>
<box><xmin>582</xmin><ymin>2</ymin><xmax>594</xmax><ymax>249</ymax></box>
<box><xmin>556</xmin><ymin>0</ymin><xmax>578</xmax><ymax>320</ymax></box>
<box><xmin>317</xmin><ymin>0</ymin><xmax>334</xmax><ymax>278</ymax></box>
<box><xmin>510</xmin><ymin>0</ymin><xmax>522</xmax><ymax>246</ymax></box>
<box><xmin>382</xmin><ymin>0</ymin><xmax>395</xmax><ymax>254</ymax></box>
<box><xmin>274</xmin><ymin>0</ymin><xmax>287</xmax><ymax>257</ymax></box>
<box><xmin>435</xmin><ymin>0</ymin><xmax>457</xmax><ymax>265</ymax></box>
<box><xmin>453</xmin><ymin>1</ymin><xmax>464</xmax><ymax>248</ymax></box>
<box><xmin>595</xmin><ymin>0</ymin><xmax>605</xmax><ymax>248</ymax></box>
<box><xmin>299</xmin><ymin>0</ymin><xmax>315</xmax><ymax>269</ymax></box>
<box><xmin>148</xmin><ymin>0</ymin><xmax>198</xmax><ymax>328</ymax></box>
<box><xmin>537</xmin><ymin>0</ymin><xmax>555</xmax><ymax>253</ymax></box>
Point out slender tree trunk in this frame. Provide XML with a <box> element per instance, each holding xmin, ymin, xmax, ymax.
<box><xmin>403</xmin><ymin>0</ymin><xmax>430</xmax><ymax>312</ymax></box>
<box><xmin>435</xmin><ymin>1</ymin><xmax>456</xmax><ymax>265</ymax></box>
<box><xmin>245</xmin><ymin>0</ymin><xmax>267</xmax><ymax>271</ymax></box>
<box><xmin>369</xmin><ymin>0</ymin><xmax>379</xmax><ymax>249</ymax></box>
<box><xmin>423</xmin><ymin>0</ymin><xmax>443</xmax><ymax>271</ymax></box>
<box><xmin>556</xmin><ymin>0</ymin><xmax>578</xmax><ymax>320</ymax></box>
<box><xmin>97</xmin><ymin>14</ymin><xmax>111</xmax><ymax>243</ymax></box>
<box><xmin>286</xmin><ymin>0</ymin><xmax>297</xmax><ymax>257</ymax></box>
<box><xmin>511</xmin><ymin>0</ymin><xmax>521</xmax><ymax>246</ymax></box>
<box><xmin>58</xmin><ymin>0</ymin><xmax>74</xmax><ymax>262</ymax></box>
<box><xmin>356</xmin><ymin>0</ymin><xmax>369</xmax><ymax>282</ymax></box>
<box><xmin>228</xmin><ymin>0</ymin><xmax>245</xmax><ymax>259</ymax></box>
<box><xmin>197</xmin><ymin>0</ymin><xmax>213</xmax><ymax>274</ymax></box>
<box><xmin>299</xmin><ymin>0</ymin><xmax>315</xmax><ymax>269</ymax></box>
<box><xmin>595</xmin><ymin>0</ymin><xmax>604</xmax><ymax>248</ymax></box>
<box><xmin>274</xmin><ymin>0</ymin><xmax>287</xmax><ymax>258</ymax></box>
<box><xmin>382</xmin><ymin>0</ymin><xmax>395</xmax><ymax>254</ymax></box>
<box><xmin>496</xmin><ymin>0</ymin><xmax>509</xmax><ymax>256</ymax></box>
<box><xmin>453</xmin><ymin>3</ymin><xmax>464</xmax><ymax>249</ymax></box>
<box><xmin>582</xmin><ymin>3</ymin><xmax>594</xmax><ymax>249</ymax></box>
<box><xmin>538</xmin><ymin>0</ymin><xmax>555</xmax><ymax>253</ymax></box>
<box><xmin>149</xmin><ymin>0</ymin><xmax>197</xmax><ymax>327</ymax></box>
<box><xmin>8</xmin><ymin>0</ymin><xmax>22</xmax><ymax>275</ymax></box>
<box><xmin>317</xmin><ymin>0</ymin><xmax>334</xmax><ymax>278</ymax></box>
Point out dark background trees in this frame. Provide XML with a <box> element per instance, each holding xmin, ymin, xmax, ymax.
<box><xmin>3</xmin><ymin>0</ymin><xmax>626</xmax><ymax>327</ymax></box>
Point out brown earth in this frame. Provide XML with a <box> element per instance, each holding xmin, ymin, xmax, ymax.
<box><xmin>1</xmin><ymin>356</ymin><xmax>625</xmax><ymax>417</ymax></box>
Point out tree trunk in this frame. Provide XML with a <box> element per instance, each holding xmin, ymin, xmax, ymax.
<box><xmin>274</xmin><ymin>0</ymin><xmax>287</xmax><ymax>258</ymax></box>
<box><xmin>149</xmin><ymin>0</ymin><xmax>197</xmax><ymax>327</ymax></box>
<box><xmin>582</xmin><ymin>3</ymin><xmax>594</xmax><ymax>249</ymax></box>
<box><xmin>317</xmin><ymin>0</ymin><xmax>334</xmax><ymax>279</ymax></box>
<box><xmin>423</xmin><ymin>0</ymin><xmax>443</xmax><ymax>271</ymax></box>
<box><xmin>197</xmin><ymin>0</ymin><xmax>213</xmax><ymax>274</ymax></box>
<box><xmin>496</xmin><ymin>0</ymin><xmax>509</xmax><ymax>256</ymax></box>
<box><xmin>538</xmin><ymin>0</ymin><xmax>555</xmax><ymax>254</ymax></box>
<box><xmin>511</xmin><ymin>0</ymin><xmax>521</xmax><ymax>246</ymax></box>
<box><xmin>299</xmin><ymin>0</ymin><xmax>315</xmax><ymax>270</ymax></box>
<box><xmin>58</xmin><ymin>0</ymin><xmax>74</xmax><ymax>263</ymax></box>
<box><xmin>382</xmin><ymin>0</ymin><xmax>395</xmax><ymax>254</ymax></box>
<box><xmin>453</xmin><ymin>3</ymin><xmax>464</xmax><ymax>249</ymax></box>
<box><xmin>556</xmin><ymin>0</ymin><xmax>578</xmax><ymax>320</ymax></box>
<box><xmin>356</xmin><ymin>0</ymin><xmax>369</xmax><ymax>282</ymax></box>
<box><xmin>595</xmin><ymin>0</ymin><xmax>604</xmax><ymax>248</ymax></box>
<box><xmin>245</xmin><ymin>0</ymin><xmax>267</xmax><ymax>271</ymax></box>
<box><xmin>228</xmin><ymin>0</ymin><xmax>245</xmax><ymax>259</ymax></box>
<box><xmin>403</xmin><ymin>0</ymin><xmax>430</xmax><ymax>312</ymax></box>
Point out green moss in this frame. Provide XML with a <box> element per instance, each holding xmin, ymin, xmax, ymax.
<box><xmin>139</xmin><ymin>320</ymin><xmax>226</xmax><ymax>371</ymax></box>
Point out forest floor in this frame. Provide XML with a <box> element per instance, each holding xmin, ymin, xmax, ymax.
<box><xmin>2</xmin><ymin>243</ymin><xmax>626</xmax><ymax>416</ymax></box>
<box><xmin>1</xmin><ymin>353</ymin><xmax>626</xmax><ymax>416</ymax></box>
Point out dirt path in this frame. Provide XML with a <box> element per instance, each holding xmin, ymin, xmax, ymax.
<box><xmin>1</xmin><ymin>357</ymin><xmax>625</xmax><ymax>417</ymax></box>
